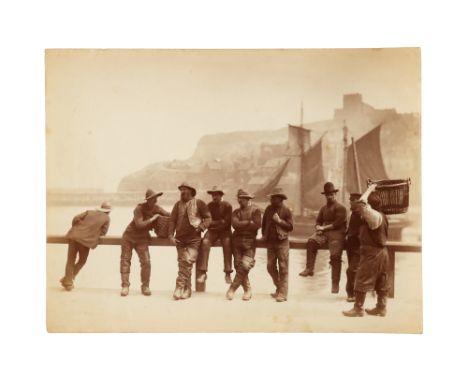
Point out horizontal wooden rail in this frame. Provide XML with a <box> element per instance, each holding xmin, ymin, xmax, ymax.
<box><xmin>46</xmin><ymin>235</ymin><xmax>421</xmax><ymax>298</ymax></box>
<box><xmin>46</xmin><ymin>235</ymin><xmax>421</xmax><ymax>251</ymax></box>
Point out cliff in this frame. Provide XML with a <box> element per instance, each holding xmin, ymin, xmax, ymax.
<box><xmin>117</xmin><ymin>94</ymin><xmax>420</xmax><ymax>203</ymax></box>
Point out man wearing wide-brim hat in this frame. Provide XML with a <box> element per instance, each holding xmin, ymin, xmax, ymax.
<box><xmin>261</xmin><ymin>188</ymin><xmax>294</xmax><ymax>302</ymax></box>
<box><xmin>60</xmin><ymin>202</ymin><xmax>112</xmax><ymax>291</ymax></box>
<box><xmin>120</xmin><ymin>189</ymin><xmax>170</xmax><ymax>297</ymax></box>
<box><xmin>226</xmin><ymin>189</ymin><xmax>262</xmax><ymax>301</ymax></box>
<box><xmin>197</xmin><ymin>186</ymin><xmax>234</xmax><ymax>285</ymax></box>
<box><xmin>299</xmin><ymin>182</ymin><xmax>347</xmax><ymax>294</ymax></box>
<box><xmin>168</xmin><ymin>182</ymin><xmax>212</xmax><ymax>300</ymax></box>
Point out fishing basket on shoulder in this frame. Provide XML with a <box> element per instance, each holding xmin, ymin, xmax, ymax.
<box><xmin>367</xmin><ymin>178</ymin><xmax>411</xmax><ymax>215</ymax></box>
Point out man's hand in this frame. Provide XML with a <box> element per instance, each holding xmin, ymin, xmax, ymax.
<box><xmin>169</xmin><ymin>236</ymin><xmax>179</xmax><ymax>245</ymax></box>
<box><xmin>316</xmin><ymin>225</ymin><xmax>324</xmax><ymax>235</ymax></box>
<box><xmin>195</xmin><ymin>226</ymin><xmax>203</xmax><ymax>233</ymax></box>
<box><xmin>272</xmin><ymin>213</ymin><xmax>281</xmax><ymax>223</ymax></box>
<box><xmin>150</xmin><ymin>214</ymin><xmax>160</xmax><ymax>223</ymax></box>
<box><xmin>368</xmin><ymin>183</ymin><xmax>378</xmax><ymax>193</ymax></box>
<box><xmin>360</xmin><ymin>183</ymin><xmax>378</xmax><ymax>203</ymax></box>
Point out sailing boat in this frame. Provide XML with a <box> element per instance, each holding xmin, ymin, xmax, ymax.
<box><xmin>253</xmin><ymin>123</ymin><xmax>410</xmax><ymax>240</ymax></box>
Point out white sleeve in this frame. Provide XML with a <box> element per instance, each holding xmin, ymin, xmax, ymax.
<box><xmin>361</xmin><ymin>204</ymin><xmax>383</xmax><ymax>230</ymax></box>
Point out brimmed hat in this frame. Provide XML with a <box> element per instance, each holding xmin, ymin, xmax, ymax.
<box><xmin>178</xmin><ymin>182</ymin><xmax>197</xmax><ymax>196</ymax></box>
<box><xmin>321</xmin><ymin>182</ymin><xmax>339</xmax><ymax>194</ymax></box>
<box><xmin>207</xmin><ymin>186</ymin><xmax>224</xmax><ymax>196</ymax></box>
<box><xmin>237</xmin><ymin>189</ymin><xmax>254</xmax><ymax>199</ymax></box>
<box><xmin>145</xmin><ymin>188</ymin><xmax>163</xmax><ymax>201</ymax></box>
<box><xmin>268</xmin><ymin>187</ymin><xmax>287</xmax><ymax>200</ymax></box>
<box><xmin>349</xmin><ymin>193</ymin><xmax>362</xmax><ymax>201</ymax></box>
<box><xmin>97</xmin><ymin>201</ymin><xmax>112</xmax><ymax>212</ymax></box>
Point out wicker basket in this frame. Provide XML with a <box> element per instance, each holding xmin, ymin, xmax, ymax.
<box><xmin>152</xmin><ymin>216</ymin><xmax>171</xmax><ymax>238</ymax></box>
<box><xmin>367</xmin><ymin>178</ymin><xmax>411</xmax><ymax>215</ymax></box>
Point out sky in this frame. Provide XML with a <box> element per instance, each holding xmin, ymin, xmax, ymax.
<box><xmin>45</xmin><ymin>48</ymin><xmax>420</xmax><ymax>191</ymax></box>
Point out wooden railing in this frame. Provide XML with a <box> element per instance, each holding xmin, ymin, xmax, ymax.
<box><xmin>46</xmin><ymin>235</ymin><xmax>421</xmax><ymax>298</ymax></box>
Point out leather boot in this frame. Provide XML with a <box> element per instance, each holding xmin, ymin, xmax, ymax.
<box><xmin>141</xmin><ymin>285</ymin><xmax>151</xmax><ymax>296</ymax></box>
<box><xmin>226</xmin><ymin>285</ymin><xmax>238</xmax><ymax>300</ymax></box>
<box><xmin>366</xmin><ymin>293</ymin><xmax>387</xmax><ymax>316</ymax></box>
<box><xmin>299</xmin><ymin>250</ymin><xmax>316</xmax><ymax>276</ymax></box>
<box><xmin>270</xmin><ymin>279</ymin><xmax>279</xmax><ymax>298</ymax></box>
<box><xmin>331</xmin><ymin>259</ymin><xmax>342</xmax><ymax>294</ymax></box>
<box><xmin>60</xmin><ymin>276</ymin><xmax>74</xmax><ymax>291</ymax></box>
<box><xmin>276</xmin><ymin>290</ymin><xmax>287</xmax><ymax>302</ymax></box>
<box><xmin>121</xmin><ymin>274</ymin><xmax>130</xmax><ymax>297</ymax></box>
<box><xmin>121</xmin><ymin>286</ymin><xmax>129</xmax><ymax>296</ymax></box>
<box><xmin>173</xmin><ymin>286</ymin><xmax>183</xmax><ymax>300</ymax></box>
<box><xmin>242</xmin><ymin>277</ymin><xmax>252</xmax><ymax>301</ymax></box>
<box><xmin>180</xmin><ymin>286</ymin><xmax>192</xmax><ymax>299</ymax></box>
<box><xmin>343</xmin><ymin>291</ymin><xmax>366</xmax><ymax>317</ymax></box>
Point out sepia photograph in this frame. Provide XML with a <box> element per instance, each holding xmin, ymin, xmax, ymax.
<box><xmin>45</xmin><ymin>48</ymin><xmax>422</xmax><ymax>333</ymax></box>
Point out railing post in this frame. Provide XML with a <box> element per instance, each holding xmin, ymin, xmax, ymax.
<box><xmin>387</xmin><ymin>248</ymin><xmax>396</xmax><ymax>298</ymax></box>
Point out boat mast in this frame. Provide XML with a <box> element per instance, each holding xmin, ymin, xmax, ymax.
<box><xmin>342</xmin><ymin>120</ymin><xmax>348</xmax><ymax>203</ymax></box>
<box><xmin>300</xmin><ymin>100</ymin><xmax>304</xmax><ymax>128</ymax></box>
<box><xmin>351</xmin><ymin>137</ymin><xmax>362</xmax><ymax>193</ymax></box>
<box><xmin>299</xmin><ymin>100</ymin><xmax>304</xmax><ymax>215</ymax></box>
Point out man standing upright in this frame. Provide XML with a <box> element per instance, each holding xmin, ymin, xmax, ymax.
<box><xmin>168</xmin><ymin>182</ymin><xmax>211</xmax><ymax>300</ymax></box>
<box><xmin>299</xmin><ymin>182</ymin><xmax>347</xmax><ymax>294</ymax></box>
<box><xmin>226</xmin><ymin>189</ymin><xmax>262</xmax><ymax>301</ymax></box>
<box><xmin>262</xmin><ymin>188</ymin><xmax>294</xmax><ymax>302</ymax></box>
<box><xmin>345</xmin><ymin>193</ymin><xmax>363</xmax><ymax>302</ymax></box>
<box><xmin>60</xmin><ymin>202</ymin><xmax>112</xmax><ymax>291</ymax></box>
<box><xmin>343</xmin><ymin>185</ymin><xmax>390</xmax><ymax>317</ymax></box>
<box><xmin>197</xmin><ymin>186</ymin><xmax>233</xmax><ymax>284</ymax></box>
<box><xmin>120</xmin><ymin>189</ymin><xmax>170</xmax><ymax>297</ymax></box>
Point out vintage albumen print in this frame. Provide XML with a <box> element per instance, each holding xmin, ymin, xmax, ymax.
<box><xmin>46</xmin><ymin>49</ymin><xmax>421</xmax><ymax>332</ymax></box>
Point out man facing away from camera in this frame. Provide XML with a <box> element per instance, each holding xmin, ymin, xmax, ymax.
<box><xmin>168</xmin><ymin>182</ymin><xmax>211</xmax><ymax>300</ymax></box>
<box><xmin>197</xmin><ymin>186</ymin><xmax>233</xmax><ymax>285</ymax></box>
<box><xmin>60</xmin><ymin>202</ymin><xmax>112</xmax><ymax>291</ymax></box>
<box><xmin>120</xmin><ymin>189</ymin><xmax>170</xmax><ymax>297</ymax></box>
<box><xmin>343</xmin><ymin>184</ymin><xmax>390</xmax><ymax>317</ymax></box>
<box><xmin>262</xmin><ymin>188</ymin><xmax>294</xmax><ymax>302</ymax></box>
<box><xmin>226</xmin><ymin>189</ymin><xmax>262</xmax><ymax>301</ymax></box>
<box><xmin>300</xmin><ymin>182</ymin><xmax>347</xmax><ymax>294</ymax></box>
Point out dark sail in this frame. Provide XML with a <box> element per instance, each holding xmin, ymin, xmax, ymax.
<box><xmin>346</xmin><ymin>125</ymin><xmax>388</xmax><ymax>193</ymax></box>
<box><xmin>302</xmin><ymin>138</ymin><xmax>325</xmax><ymax>210</ymax></box>
<box><xmin>254</xmin><ymin>158</ymin><xmax>290</xmax><ymax>200</ymax></box>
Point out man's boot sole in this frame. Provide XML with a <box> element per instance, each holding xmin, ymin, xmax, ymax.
<box><xmin>342</xmin><ymin>311</ymin><xmax>364</xmax><ymax>317</ymax></box>
<box><xmin>365</xmin><ymin>309</ymin><xmax>386</xmax><ymax>317</ymax></box>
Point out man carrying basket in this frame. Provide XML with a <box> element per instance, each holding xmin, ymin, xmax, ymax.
<box><xmin>343</xmin><ymin>183</ymin><xmax>390</xmax><ymax>317</ymax></box>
